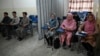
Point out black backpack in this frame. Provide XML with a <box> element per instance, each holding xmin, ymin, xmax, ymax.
<box><xmin>53</xmin><ymin>38</ymin><xmax>60</xmax><ymax>49</ymax></box>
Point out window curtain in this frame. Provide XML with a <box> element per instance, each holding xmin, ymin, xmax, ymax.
<box><xmin>69</xmin><ymin>0</ymin><xmax>93</xmax><ymax>12</ymax></box>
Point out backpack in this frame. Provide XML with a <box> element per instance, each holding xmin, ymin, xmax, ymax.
<box><xmin>53</xmin><ymin>38</ymin><xmax>60</xmax><ymax>49</ymax></box>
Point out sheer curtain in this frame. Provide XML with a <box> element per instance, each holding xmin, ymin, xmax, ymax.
<box><xmin>69</xmin><ymin>0</ymin><xmax>93</xmax><ymax>12</ymax></box>
<box><xmin>36</xmin><ymin>0</ymin><xmax>52</xmax><ymax>39</ymax></box>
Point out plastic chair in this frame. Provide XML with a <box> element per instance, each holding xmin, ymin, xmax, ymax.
<box><xmin>29</xmin><ymin>15</ymin><xmax>38</xmax><ymax>23</ymax></box>
<box><xmin>41</xmin><ymin>24</ymin><xmax>48</xmax><ymax>30</ymax></box>
<box><xmin>77</xmin><ymin>12</ymin><xmax>88</xmax><ymax>21</ymax></box>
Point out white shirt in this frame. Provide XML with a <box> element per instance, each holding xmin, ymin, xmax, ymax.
<box><xmin>11</xmin><ymin>17</ymin><xmax>20</xmax><ymax>25</ymax></box>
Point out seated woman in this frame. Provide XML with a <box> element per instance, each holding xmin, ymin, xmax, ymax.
<box><xmin>60</xmin><ymin>13</ymin><xmax>76</xmax><ymax>48</ymax></box>
<box><xmin>44</xmin><ymin>13</ymin><xmax>59</xmax><ymax>47</ymax></box>
<box><xmin>78</xmin><ymin>13</ymin><xmax>98</xmax><ymax>56</ymax></box>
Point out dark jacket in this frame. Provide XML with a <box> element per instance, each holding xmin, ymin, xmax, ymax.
<box><xmin>1</xmin><ymin>16</ymin><xmax>12</xmax><ymax>24</ymax></box>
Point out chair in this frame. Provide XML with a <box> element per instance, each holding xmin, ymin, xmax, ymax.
<box><xmin>29</xmin><ymin>15</ymin><xmax>38</xmax><ymax>27</ymax></box>
<box><xmin>26</xmin><ymin>20</ymin><xmax>33</xmax><ymax>36</ymax></box>
<box><xmin>16</xmin><ymin>17</ymin><xmax>33</xmax><ymax>38</ymax></box>
<box><xmin>77</xmin><ymin>11</ymin><xmax>88</xmax><ymax>21</ymax></box>
<box><xmin>29</xmin><ymin>15</ymin><xmax>38</xmax><ymax>23</ymax></box>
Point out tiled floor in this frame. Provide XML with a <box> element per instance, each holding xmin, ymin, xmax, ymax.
<box><xmin>0</xmin><ymin>30</ymin><xmax>85</xmax><ymax>56</ymax></box>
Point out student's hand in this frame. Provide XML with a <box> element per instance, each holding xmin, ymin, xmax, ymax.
<box><xmin>9</xmin><ymin>23</ymin><xmax>13</xmax><ymax>25</ymax></box>
<box><xmin>48</xmin><ymin>26</ymin><xmax>50</xmax><ymax>29</ymax></box>
<box><xmin>66</xmin><ymin>28</ymin><xmax>71</xmax><ymax>31</ymax></box>
<box><xmin>50</xmin><ymin>28</ymin><xmax>54</xmax><ymax>31</ymax></box>
<box><xmin>78</xmin><ymin>30</ymin><xmax>81</xmax><ymax>32</ymax></box>
<box><xmin>22</xmin><ymin>26</ymin><xmax>25</xmax><ymax>28</ymax></box>
<box><xmin>47</xmin><ymin>23</ymin><xmax>49</xmax><ymax>26</ymax></box>
<box><xmin>23</xmin><ymin>25</ymin><xmax>27</xmax><ymax>28</ymax></box>
<box><xmin>78</xmin><ymin>29</ymin><xmax>81</xmax><ymax>32</ymax></box>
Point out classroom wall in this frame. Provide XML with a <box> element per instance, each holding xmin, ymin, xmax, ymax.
<box><xmin>0</xmin><ymin>0</ymin><xmax>37</xmax><ymax>21</ymax></box>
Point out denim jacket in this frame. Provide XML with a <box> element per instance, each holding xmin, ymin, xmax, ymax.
<box><xmin>48</xmin><ymin>18</ymin><xmax>59</xmax><ymax>29</ymax></box>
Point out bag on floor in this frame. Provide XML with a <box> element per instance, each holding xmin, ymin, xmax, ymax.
<box><xmin>53</xmin><ymin>38</ymin><xmax>60</xmax><ymax>49</ymax></box>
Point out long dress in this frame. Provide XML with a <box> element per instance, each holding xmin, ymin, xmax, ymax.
<box><xmin>60</xmin><ymin>19</ymin><xmax>76</xmax><ymax>46</ymax></box>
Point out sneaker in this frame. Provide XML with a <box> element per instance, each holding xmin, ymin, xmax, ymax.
<box><xmin>87</xmin><ymin>51</ymin><xmax>94</xmax><ymax>56</ymax></box>
<box><xmin>47</xmin><ymin>46</ymin><xmax>52</xmax><ymax>48</ymax></box>
<box><xmin>70</xmin><ymin>48</ymin><xmax>74</xmax><ymax>51</ymax></box>
<box><xmin>18</xmin><ymin>37</ymin><xmax>23</xmax><ymax>41</ymax></box>
<box><xmin>2</xmin><ymin>34</ymin><xmax>6</xmax><ymax>37</ymax></box>
<box><xmin>63</xmin><ymin>46</ymin><xmax>68</xmax><ymax>49</ymax></box>
<box><xmin>68</xmin><ymin>45</ymin><xmax>71</xmax><ymax>48</ymax></box>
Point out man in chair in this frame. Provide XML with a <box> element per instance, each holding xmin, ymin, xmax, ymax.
<box><xmin>0</xmin><ymin>12</ymin><xmax>12</xmax><ymax>40</ymax></box>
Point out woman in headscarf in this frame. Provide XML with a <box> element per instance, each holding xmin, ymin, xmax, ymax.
<box><xmin>60</xmin><ymin>13</ymin><xmax>76</xmax><ymax>48</ymax></box>
<box><xmin>44</xmin><ymin>13</ymin><xmax>59</xmax><ymax>47</ymax></box>
<box><xmin>78</xmin><ymin>13</ymin><xmax>98</xmax><ymax>56</ymax></box>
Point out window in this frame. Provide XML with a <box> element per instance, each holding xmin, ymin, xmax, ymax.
<box><xmin>69</xmin><ymin>0</ymin><xmax>93</xmax><ymax>12</ymax></box>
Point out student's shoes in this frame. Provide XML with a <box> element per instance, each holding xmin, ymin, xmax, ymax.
<box><xmin>68</xmin><ymin>45</ymin><xmax>71</xmax><ymax>48</ymax></box>
<box><xmin>47</xmin><ymin>46</ymin><xmax>52</xmax><ymax>48</ymax></box>
<box><xmin>63</xmin><ymin>46</ymin><xmax>68</xmax><ymax>49</ymax></box>
<box><xmin>70</xmin><ymin>48</ymin><xmax>74</xmax><ymax>51</ymax></box>
<box><xmin>87</xmin><ymin>51</ymin><xmax>94</xmax><ymax>56</ymax></box>
<box><xmin>47</xmin><ymin>45</ymin><xmax>52</xmax><ymax>48</ymax></box>
<box><xmin>18</xmin><ymin>37</ymin><xmax>23</xmax><ymax>41</ymax></box>
<box><xmin>2</xmin><ymin>34</ymin><xmax>6</xmax><ymax>38</ymax></box>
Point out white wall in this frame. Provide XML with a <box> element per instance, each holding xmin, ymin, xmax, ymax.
<box><xmin>0</xmin><ymin>0</ymin><xmax>36</xmax><ymax>8</ymax></box>
<box><xmin>0</xmin><ymin>0</ymin><xmax>37</xmax><ymax>21</ymax></box>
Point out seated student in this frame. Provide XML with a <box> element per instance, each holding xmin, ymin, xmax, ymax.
<box><xmin>17</xmin><ymin>12</ymin><xmax>29</xmax><ymax>41</ymax></box>
<box><xmin>60</xmin><ymin>13</ymin><xmax>76</xmax><ymax>48</ymax></box>
<box><xmin>44</xmin><ymin>13</ymin><xmax>59</xmax><ymax>47</ymax></box>
<box><xmin>78</xmin><ymin>13</ymin><xmax>98</xmax><ymax>56</ymax></box>
<box><xmin>0</xmin><ymin>12</ymin><xmax>12</xmax><ymax>40</ymax></box>
<box><xmin>10</xmin><ymin>11</ymin><xmax>20</xmax><ymax>29</ymax></box>
<box><xmin>10</xmin><ymin>11</ymin><xmax>20</xmax><ymax>36</ymax></box>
